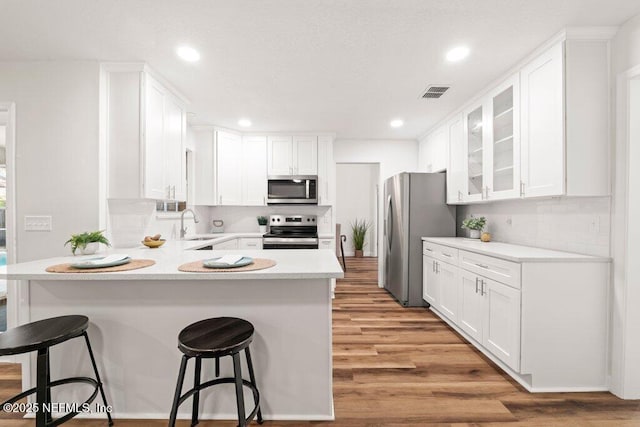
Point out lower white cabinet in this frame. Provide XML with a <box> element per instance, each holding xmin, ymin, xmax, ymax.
<box><xmin>458</xmin><ymin>270</ymin><xmax>520</xmax><ymax>370</ymax></box>
<box><xmin>422</xmin><ymin>255</ymin><xmax>458</xmax><ymax>322</ymax></box>
<box><xmin>211</xmin><ymin>239</ymin><xmax>239</xmax><ymax>250</ymax></box>
<box><xmin>237</xmin><ymin>238</ymin><xmax>262</xmax><ymax>250</ymax></box>
<box><xmin>422</xmin><ymin>239</ymin><xmax>609</xmax><ymax>392</ymax></box>
<box><xmin>319</xmin><ymin>238</ymin><xmax>334</xmax><ymax>250</ymax></box>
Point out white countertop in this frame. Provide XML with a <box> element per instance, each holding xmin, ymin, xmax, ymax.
<box><xmin>183</xmin><ymin>232</ymin><xmax>335</xmax><ymax>249</ymax></box>
<box><xmin>422</xmin><ymin>237</ymin><xmax>611</xmax><ymax>263</ymax></box>
<box><xmin>2</xmin><ymin>239</ymin><xmax>344</xmax><ymax>281</ymax></box>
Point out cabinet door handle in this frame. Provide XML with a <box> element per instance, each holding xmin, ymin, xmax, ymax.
<box><xmin>520</xmin><ymin>181</ymin><xmax>525</xmax><ymax>197</ymax></box>
<box><xmin>436</xmin><ymin>262</ymin><xmax>440</xmax><ymax>274</ymax></box>
<box><xmin>166</xmin><ymin>185</ymin><xmax>171</xmax><ymax>199</ymax></box>
<box><xmin>172</xmin><ymin>185</ymin><xmax>176</xmax><ymax>199</ymax></box>
<box><xmin>481</xmin><ymin>280</ymin><xmax>486</xmax><ymax>296</ymax></box>
<box><xmin>475</xmin><ymin>277</ymin><xmax>479</xmax><ymax>293</ymax></box>
<box><xmin>458</xmin><ymin>190</ymin><xmax>462</xmax><ymax>201</ymax></box>
<box><xmin>263</xmin><ymin>196</ymin><xmax>266</xmax><ymax>205</ymax></box>
<box><xmin>219</xmin><ymin>195</ymin><xmax>222</xmax><ymax>205</ymax></box>
<box><xmin>475</xmin><ymin>263</ymin><xmax>489</xmax><ymax>269</ymax></box>
<box><xmin>432</xmin><ymin>260</ymin><xmax>436</xmax><ymax>272</ymax></box>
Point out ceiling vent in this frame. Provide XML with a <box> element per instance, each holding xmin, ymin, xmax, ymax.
<box><xmin>421</xmin><ymin>85</ymin><xmax>450</xmax><ymax>99</ymax></box>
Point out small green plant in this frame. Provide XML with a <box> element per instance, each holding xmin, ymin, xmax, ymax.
<box><xmin>65</xmin><ymin>230</ymin><xmax>110</xmax><ymax>255</ymax></box>
<box><xmin>257</xmin><ymin>216</ymin><xmax>268</xmax><ymax>226</ymax></box>
<box><xmin>461</xmin><ymin>216</ymin><xmax>487</xmax><ymax>231</ymax></box>
<box><xmin>351</xmin><ymin>219</ymin><xmax>371</xmax><ymax>251</ymax></box>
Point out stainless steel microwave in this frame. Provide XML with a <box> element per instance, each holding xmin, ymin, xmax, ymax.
<box><xmin>267</xmin><ymin>175</ymin><xmax>318</xmax><ymax>205</ymax></box>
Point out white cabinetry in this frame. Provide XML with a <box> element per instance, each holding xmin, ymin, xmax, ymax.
<box><xmin>104</xmin><ymin>65</ymin><xmax>187</xmax><ymax>201</ymax></box>
<box><xmin>215</xmin><ymin>131</ymin><xmax>243</xmax><ymax>206</ymax></box>
<box><xmin>237</xmin><ymin>237</ymin><xmax>262</xmax><ymax>250</ymax></box>
<box><xmin>242</xmin><ymin>136</ymin><xmax>268</xmax><ymax>206</ymax></box>
<box><xmin>418</xmin><ymin>126</ymin><xmax>447</xmax><ymax>173</ymax></box>
<box><xmin>461</xmin><ymin>74</ymin><xmax>520</xmax><ymax>203</ymax></box>
<box><xmin>441</xmin><ymin>32</ymin><xmax>611</xmax><ymax>205</ymax></box>
<box><xmin>267</xmin><ymin>135</ymin><xmax>317</xmax><ymax>176</ymax></box>
<box><xmin>446</xmin><ymin>114</ymin><xmax>465</xmax><ymax>204</ymax></box>
<box><xmin>520</xmin><ymin>39</ymin><xmax>610</xmax><ymax>198</ymax></box>
<box><xmin>319</xmin><ymin>238</ymin><xmax>334</xmax><ymax>251</ymax></box>
<box><xmin>211</xmin><ymin>239</ymin><xmax>238</xmax><ymax>250</ymax></box>
<box><xmin>317</xmin><ymin>136</ymin><xmax>334</xmax><ymax>205</ymax></box>
<box><xmin>196</xmin><ymin>131</ymin><xmax>267</xmax><ymax>206</ymax></box>
<box><xmin>422</xmin><ymin>238</ymin><xmax>609</xmax><ymax>392</ymax></box>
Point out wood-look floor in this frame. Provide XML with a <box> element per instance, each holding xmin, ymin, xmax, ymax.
<box><xmin>1</xmin><ymin>257</ymin><xmax>639</xmax><ymax>426</ymax></box>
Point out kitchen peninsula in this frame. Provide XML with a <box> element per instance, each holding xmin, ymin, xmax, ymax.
<box><xmin>3</xmin><ymin>241</ymin><xmax>344</xmax><ymax>421</ymax></box>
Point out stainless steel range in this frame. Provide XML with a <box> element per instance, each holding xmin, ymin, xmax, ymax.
<box><xmin>262</xmin><ymin>214</ymin><xmax>319</xmax><ymax>249</ymax></box>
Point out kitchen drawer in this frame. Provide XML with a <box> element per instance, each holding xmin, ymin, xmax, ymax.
<box><xmin>319</xmin><ymin>238</ymin><xmax>334</xmax><ymax>250</ymax></box>
<box><xmin>459</xmin><ymin>250</ymin><xmax>521</xmax><ymax>289</ymax></box>
<box><xmin>237</xmin><ymin>238</ymin><xmax>262</xmax><ymax>250</ymax></box>
<box><xmin>423</xmin><ymin>241</ymin><xmax>459</xmax><ymax>266</ymax></box>
<box><xmin>212</xmin><ymin>239</ymin><xmax>239</xmax><ymax>250</ymax></box>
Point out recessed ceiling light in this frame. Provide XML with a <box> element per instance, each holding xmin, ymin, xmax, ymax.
<box><xmin>238</xmin><ymin>119</ymin><xmax>252</xmax><ymax>127</ymax></box>
<box><xmin>446</xmin><ymin>46</ymin><xmax>470</xmax><ymax>62</ymax></box>
<box><xmin>390</xmin><ymin>119</ymin><xmax>404</xmax><ymax>128</ymax></box>
<box><xmin>177</xmin><ymin>46</ymin><xmax>200</xmax><ymax>62</ymax></box>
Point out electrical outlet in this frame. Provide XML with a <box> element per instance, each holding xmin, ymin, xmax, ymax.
<box><xmin>24</xmin><ymin>215</ymin><xmax>52</xmax><ymax>231</ymax></box>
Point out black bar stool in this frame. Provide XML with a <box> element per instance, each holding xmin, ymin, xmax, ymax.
<box><xmin>0</xmin><ymin>315</ymin><xmax>114</xmax><ymax>427</ymax></box>
<box><xmin>168</xmin><ymin>317</ymin><xmax>263</xmax><ymax>427</ymax></box>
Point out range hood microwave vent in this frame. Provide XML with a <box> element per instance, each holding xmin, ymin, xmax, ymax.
<box><xmin>421</xmin><ymin>85</ymin><xmax>450</xmax><ymax>99</ymax></box>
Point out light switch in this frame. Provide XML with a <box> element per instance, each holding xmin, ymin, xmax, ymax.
<box><xmin>24</xmin><ymin>215</ymin><xmax>52</xmax><ymax>231</ymax></box>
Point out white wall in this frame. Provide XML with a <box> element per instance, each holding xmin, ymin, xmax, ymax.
<box><xmin>334</xmin><ymin>139</ymin><xmax>419</xmax><ymax>282</ymax></box>
<box><xmin>0</xmin><ymin>61</ymin><xmax>100</xmax><ymax>262</ymax></box>
<box><xmin>336</xmin><ymin>163</ymin><xmax>379</xmax><ymax>256</ymax></box>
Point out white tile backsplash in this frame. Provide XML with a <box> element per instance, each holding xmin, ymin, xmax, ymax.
<box><xmin>457</xmin><ymin>197</ymin><xmax>611</xmax><ymax>257</ymax></box>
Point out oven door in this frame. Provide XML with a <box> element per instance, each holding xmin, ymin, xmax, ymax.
<box><xmin>262</xmin><ymin>237</ymin><xmax>319</xmax><ymax>249</ymax></box>
<box><xmin>267</xmin><ymin>176</ymin><xmax>318</xmax><ymax>205</ymax></box>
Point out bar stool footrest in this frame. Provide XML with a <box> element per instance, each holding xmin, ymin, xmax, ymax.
<box><xmin>1</xmin><ymin>377</ymin><xmax>101</xmax><ymax>427</ymax></box>
<box><xmin>178</xmin><ymin>377</ymin><xmax>261</xmax><ymax>425</ymax></box>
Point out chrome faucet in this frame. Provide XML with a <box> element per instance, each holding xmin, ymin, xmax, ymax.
<box><xmin>180</xmin><ymin>209</ymin><xmax>200</xmax><ymax>239</ymax></box>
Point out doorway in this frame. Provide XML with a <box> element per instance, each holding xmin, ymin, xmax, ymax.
<box><xmin>336</xmin><ymin>163</ymin><xmax>380</xmax><ymax>257</ymax></box>
<box><xmin>0</xmin><ymin>103</ymin><xmax>15</xmax><ymax>333</ymax></box>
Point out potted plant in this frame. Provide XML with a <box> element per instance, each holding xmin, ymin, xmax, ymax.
<box><xmin>65</xmin><ymin>230</ymin><xmax>111</xmax><ymax>255</ymax></box>
<box><xmin>351</xmin><ymin>218</ymin><xmax>371</xmax><ymax>257</ymax></box>
<box><xmin>461</xmin><ymin>216</ymin><xmax>487</xmax><ymax>239</ymax></box>
<box><xmin>257</xmin><ymin>216</ymin><xmax>268</xmax><ymax>233</ymax></box>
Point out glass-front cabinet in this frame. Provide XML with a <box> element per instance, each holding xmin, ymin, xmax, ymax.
<box><xmin>488</xmin><ymin>75</ymin><xmax>520</xmax><ymax>200</ymax></box>
<box><xmin>464</xmin><ymin>104</ymin><xmax>486</xmax><ymax>202</ymax></box>
<box><xmin>461</xmin><ymin>73</ymin><xmax>520</xmax><ymax>202</ymax></box>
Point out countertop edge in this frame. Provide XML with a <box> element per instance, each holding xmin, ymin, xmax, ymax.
<box><xmin>421</xmin><ymin>237</ymin><xmax>611</xmax><ymax>263</ymax></box>
<box><xmin>6</xmin><ymin>272</ymin><xmax>345</xmax><ymax>281</ymax></box>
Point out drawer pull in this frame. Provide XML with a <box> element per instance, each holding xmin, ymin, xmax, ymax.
<box><xmin>442</xmin><ymin>253</ymin><xmax>453</xmax><ymax>257</ymax></box>
<box><xmin>424</xmin><ymin>248</ymin><xmax>433</xmax><ymax>252</ymax></box>
<box><xmin>475</xmin><ymin>263</ymin><xmax>489</xmax><ymax>269</ymax></box>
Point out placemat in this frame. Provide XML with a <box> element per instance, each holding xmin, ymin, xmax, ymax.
<box><xmin>178</xmin><ymin>258</ymin><xmax>276</xmax><ymax>273</ymax></box>
<box><xmin>46</xmin><ymin>259</ymin><xmax>156</xmax><ymax>273</ymax></box>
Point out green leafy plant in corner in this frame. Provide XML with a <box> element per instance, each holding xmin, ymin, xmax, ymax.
<box><xmin>351</xmin><ymin>218</ymin><xmax>371</xmax><ymax>251</ymax></box>
<box><xmin>257</xmin><ymin>216</ymin><xmax>268</xmax><ymax>226</ymax></box>
<box><xmin>64</xmin><ymin>230</ymin><xmax>110</xmax><ymax>255</ymax></box>
<box><xmin>461</xmin><ymin>215</ymin><xmax>487</xmax><ymax>231</ymax></box>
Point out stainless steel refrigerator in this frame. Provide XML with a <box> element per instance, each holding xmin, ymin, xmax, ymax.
<box><xmin>383</xmin><ymin>172</ymin><xmax>456</xmax><ymax>307</ymax></box>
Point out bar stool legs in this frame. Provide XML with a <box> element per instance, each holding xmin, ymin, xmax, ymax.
<box><xmin>169</xmin><ymin>356</ymin><xmax>188</xmax><ymax>426</ymax></box>
<box><xmin>83</xmin><ymin>332</ymin><xmax>114</xmax><ymax>426</ymax></box>
<box><xmin>191</xmin><ymin>357</ymin><xmax>202</xmax><ymax>426</ymax></box>
<box><xmin>36</xmin><ymin>348</ymin><xmax>48</xmax><ymax>427</ymax></box>
<box><xmin>168</xmin><ymin>349</ymin><xmax>263</xmax><ymax>427</ymax></box>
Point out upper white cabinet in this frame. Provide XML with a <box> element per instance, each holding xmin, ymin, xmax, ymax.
<box><xmin>103</xmin><ymin>65</ymin><xmax>187</xmax><ymax>201</ymax></box>
<box><xmin>216</xmin><ymin>131</ymin><xmax>243</xmax><ymax>206</ymax></box>
<box><xmin>418</xmin><ymin>126</ymin><xmax>447</xmax><ymax>173</ymax></box>
<box><xmin>317</xmin><ymin>135</ymin><xmax>335</xmax><ymax>205</ymax></box>
<box><xmin>268</xmin><ymin>135</ymin><xmax>317</xmax><ymax>176</ymax></box>
<box><xmin>242</xmin><ymin>136</ymin><xmax>268</xmax><ymax>206</ymax></box>
<box><xmin>446</xmin><ymin>114</ymin><xmax>465</xmax><ymax>204</ymax></box>
<box><xmin>460</xmin><ymin>73</ymin><xmax>520</xmax><ymax>203</ymax></box>
<box><xmin>521</xmin><ymin>39</ymin><xmax>610</xmax><ymax>198</ymax></box>
<box><xmin>443</xmin><ymin>32</ymin><xmax>611</xmax><ymax>204</ymax></box>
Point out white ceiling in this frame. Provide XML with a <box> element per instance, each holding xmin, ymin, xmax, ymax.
<box><xmin>1</xmin><ymin>0</ymin><xmax>639</xmax><ymax>139</ymax></box>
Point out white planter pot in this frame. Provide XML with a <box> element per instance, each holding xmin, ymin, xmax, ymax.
<box><xmin>79</xmin><ymin>242</ymin><xmax>99</xmax><ymax>255</ymax></box>
<box><xmin>259</xmin><ymin>225</ymin><xmax>267</xmax><ymax>233</ymax></box>
<box><xmin>469</xmin><ymin>229</ymin><xmax>481</xmax><ymax>239</ymax></box>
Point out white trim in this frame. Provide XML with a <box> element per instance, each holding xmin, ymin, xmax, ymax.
<box><xmin>565</xmin><ymin>26</ymin><xmax>618</xmax><ymax>40</ymax></box>
<box><xmin>610</xmin><ymin>64</ymin><xmax>640</xmax><ymax>399</ymax></box>
<box><xmin>41</xmin><ymin>412</ymin><xmax>335</xmax><ymax>421</ymax></box>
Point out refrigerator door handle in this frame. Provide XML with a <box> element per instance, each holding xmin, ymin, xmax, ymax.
<box><xmin>386</xmin><ymin>195</ymin><xmax>393</xmax><ymax>251</ymax></box>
